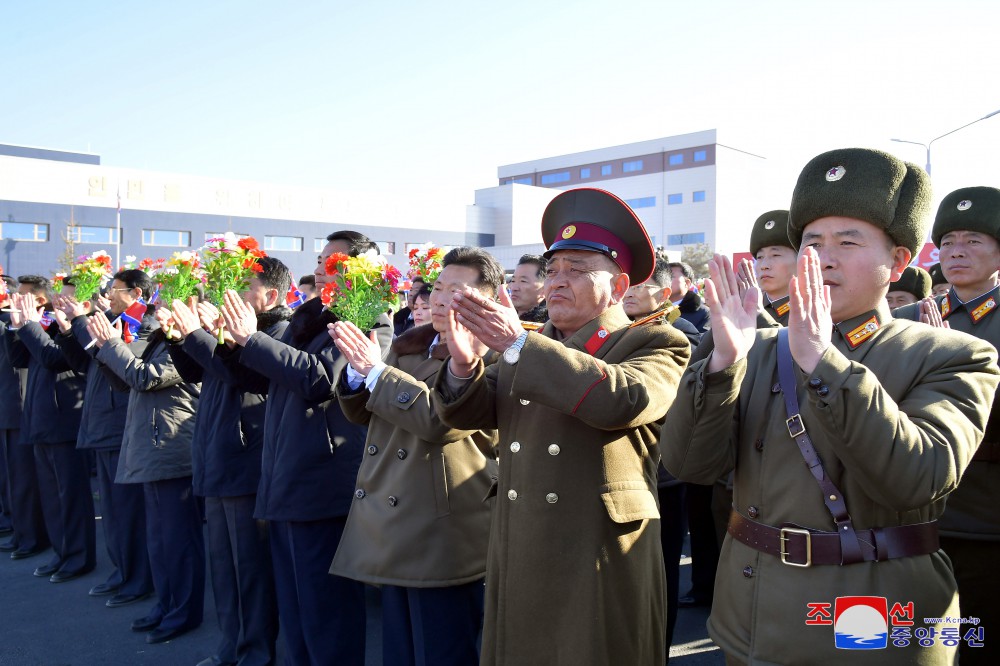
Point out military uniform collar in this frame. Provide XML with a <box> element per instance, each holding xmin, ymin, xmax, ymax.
<box><xmin>549</xmin><ymin>305</ymin><xmax>631</xmax><ymax>356</ymax></box>
<box><xmin>833</xmin><ymin>304</ymin><xmax>891</xmax><ymax>350</ymax></box>
<box><xmin>765</xmin><ymin>295</ymin><xmax>790</xmax><ymax>318</ymax></box>
<box><xmin>942</xmin><ymin>284</ymin><xmax>1000</xmax><ymax>325</ymax></box>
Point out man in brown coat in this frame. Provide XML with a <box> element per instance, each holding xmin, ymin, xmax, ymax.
<box><xmin>433</xmin><ymin>188</ymin><xmax>691</xmax><ymax>665</ymax></box>
<box><xmin>329</xmin><ymin>246</ymin><xmax>501</xmax><ymax>666</ymax></box>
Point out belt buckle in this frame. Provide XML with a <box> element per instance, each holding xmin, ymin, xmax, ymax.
<box><xmin>779</xmin><ymin>527</ymin><xmax>812</xmax><ymax>567</ymax></box>
<box><xmin>785</xmin><ymin>414</ymin><xmax>806</xmax><ymax>438</ymax></box>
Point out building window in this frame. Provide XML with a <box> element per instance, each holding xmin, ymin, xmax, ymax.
<box><xmin>692</xmin><ymin>190</ymin><xmax>706</xmax><ymax>203</ymax></box>
<box><xmin>204</xmin><ymin>231</ymin><xmax>247</xmax><ymax>242</ymax></box>
<box><xmin>68</xmin><ymin>226</ymin><xmax>119</xmax><ymax>244</ymax></box>
<box><xmin>511</xmin><ymin>177</ymin><xmax>532</xmax><ymax>185</ymax></box>
<box><xmin>540</xmin><ymin>171</ymin><xmax>571</xmax><ymax>185</ymax></box>
<box><xmin>580</xmin><ymin>167</ymin><xmax>591</xmax><ymax>179</ymax></box>
<box><xmin>669</xmin><ymin>154</ymin><xmax>684</xmax><ymax>166</ymax></box>
<box><xmin>625</xmin><ymin>197</ymin><xmax>656</xmax><ymax>209</ymax></box>
<box><xmin>601</xmin><ymin>165</ymin><xmax>612</xmax><ymax>176</ymax></box>
<box><xmin>668</xmin><ymin>193</ymin><xmax>683</xmax><ymax>205</ymax></box>
<box><xmin>375</xmin><ymin>241</ymin><xmax>396</xmax><ymax>255</ymax></box>
<box><xmin>622</xmin><ymin>160</ymin><xmax>643</xmax><ymax>173</ymax></box>
<box><xmin>264</xmin><ymin>235</ymin><xmax>303</xmax><ymax>252</ymax></box>
<box><xmin>667</xmin><ymin>233</ymin><xmax>706</xmax><ymax>245</ymax></box>
<box><xmin>0</xmin><ymin>221</ymin><xmax>48</xmax><ymax>242</ymax></box>
<box><xmin>314</xmin><ymin>238</ymin><xmax>328</xmax><ymax>252</ymax></box>
<box><xmin>694</xmin><ymin>150</ymin><xmax>707</xmax><ymax>162</ymax></box>
<box><xmin>143</xmin><ymin>229</ymin><xmax>190</xmax><ymax>247</ymax></box>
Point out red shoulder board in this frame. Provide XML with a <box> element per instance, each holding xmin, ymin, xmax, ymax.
<box><xmin>971</xmin><ymin>297</ymin><xmax>996</xmax><ymax>323</ymax></box>
<box><xmin>585</xmin><ymin>326</ymin><xmax>611</xmax><ymax>355</ymax></box>
<box><xmin>845</xmin><ymin>315</ymin><xmax>879</xmax><ymax>349</ymax></box>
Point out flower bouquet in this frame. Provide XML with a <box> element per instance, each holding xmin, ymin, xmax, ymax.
<box><xmin>200</xmin><ymin>233</ymin><xmax>266</xmax><ymax>342</ymax></box>
<box><xmin>153</xmin><ymin>251</ymin><xmax>205</xmax><ymax>306</ymax></box>
<box><xmin>322</xmin><ymin>249</ymin><xmax>401</xmax><ymax>332</ymax></box>
<box><xmin>69</xmin><ymin>250</ymin><xmax>114</xmax><ymax>302</ymax></box>
<box><xmin>407</xmin><ymin>244</ymin><xmax>445</xmax><ymax>285</ymax></box>
<box><xmin>52</xmin><ymin>272</ymin><xmax>68</xmax><ymax>293</ymax></box>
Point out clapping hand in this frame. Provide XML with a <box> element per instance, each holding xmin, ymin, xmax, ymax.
<box><xmin>86</xmin><ymin>310</ymin><xmax>122</xmax><ymax>348</ymax></box>
<box><xmin>328</xmin><ymin>321</ymin><xmax>381</xmax><ymax>376</ymax></box>
<box><xmin>449</xmin><ymin>286</ymin><xmax>525</xmax><ymax>354</ymax></box>
<box><xmin>919</xmin><ymin>297</ymin><xmax>950</xmax><ymax>329</ymax></box>
<box><xmin>219</xmin><ymin>290</ymin><xmax>257</xmax><ymax>347</ymax></box>
<box><xmin>170</xmin><ymin>299</ymin><xmax>202</xmax><ymax>338</ymax></box>
<box><xmin>786</xmin><ymin>247</ymin><xmax>832</xmax><ymax>374</ymax></box>
<box><xmin>705</xmin><ymin>254</ymin><xmax>761</xmax><ymax>373</ymax></box>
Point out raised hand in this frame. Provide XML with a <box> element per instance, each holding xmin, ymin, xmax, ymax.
<box><xmin>154</xmin><ymin>306</ymin><xmax>181</xmax><ymax>340</ymax></box>
<box><xmin>735</xmin><ymin>257</ymin><xmax>760</xmax><ymax>301</ymax></box>
<box><xmin>54</xmin><ymin>294</ymin><xmax>89</xmax><ymax>320</ymax></box>
<box><xmin>14</xmin><ymin>293</ymin><xmax>42</xmax><ymax>324</ymax></box>
<box><xmin>86</xmin><ymin>310</ymin><xmax>120</xmax><ymax>348</ymax></box>
<box><xmin>450</xmin><ymin>285</ymin><xmax>525</xmax><ymax>353</ymax></box>
<box><xmin>51</xmin><ymin>307</ymin><xmax>72</xmax><ymax>333</ymax></box>
<box><xmin>919</xmin><ymin>296</ymin><xmax>950</xmax><ymax>329</ymax></box>
<box><xmin>94</xmin><ymin>292</ymin><xmax>111</xmax><ymax>313</ymax></box>
<box><xmin>170</xmin><ymin>299</ymin><xmax>202</xmax><ymax>338</ymax></box>
<box><xmin>219</xmin><ymin>290</ymin><xmax>257</xmax><ymax>347</ymax></box>
<box><xmin>196</xmin><ymin>301</ymin><xmax>221</xmax><ymax>333</ymax></box>
<box><xmin>705</xmin><ymin>254</ymin><xmax>761</xmax><ymax>373</ymax></box>
<box><xmin>787</xmin><ymin>247</ymin><xmax>832</xmax><ymax>373</ymax></box>
<box><xmin>328</xmin><ymin>321</ymin><xmax>381</xmax><ymax>376</ymax></box>
<box><xmin>445</xmin><ymin>308</ymin><xmax>485</xmax><ymax>378</ymax></box>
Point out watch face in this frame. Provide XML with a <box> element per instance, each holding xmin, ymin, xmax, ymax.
<box><xmin>503</xmin><ymin>347</ymin><xmax>520</xmax><ymax>364</ymax></box>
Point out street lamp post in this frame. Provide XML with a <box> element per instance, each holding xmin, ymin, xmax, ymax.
<box><xmin>892</xmin><ymin>108</ymin><xmax>1000</xmax><ymax>175</ymax></box>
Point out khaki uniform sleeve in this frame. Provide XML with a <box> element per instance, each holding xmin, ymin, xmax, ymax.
<box><xmin>508</xmin><ymin>325</ymin><xmax>689</xmax><ymax>431</ymax></box>
<box><xmin>432</xmin><ymin>359</ymin><xmax>500</xmax><ymax>431</ymax></box>
<box><xmin>805</xmin><ymin>340</ymin><xmax>999</xmax><ymax>511</ymax></box>
<box><xmin>661</xmin><ymin>356</ymin><xmax>746</xmax><ymax>484</ymax></box>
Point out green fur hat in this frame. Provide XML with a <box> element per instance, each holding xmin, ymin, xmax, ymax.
<box><xmin>788</xmin><ymin>148</ymin><xmax>931</xmax><ymax>257</ymax></box>
<box><xmin>931</xmin><ymin>186</ymin><xmax>1000</xmax><ymax>247</ymax></box>
<box><xmin>889</xmin><ymin>265</ymin><xmax>931</xmax><ymax>299</ymax></box>
<box><xmin>749</xmin><ymin>210</ymin><xmax>794</xmax><ymax>255</ymax></box>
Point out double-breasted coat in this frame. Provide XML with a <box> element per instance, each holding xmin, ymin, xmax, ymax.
<box><xmin>662</xmin><ymin>305</ymin><xmax>999</xmax><ymax>665</ymax></box>
<box><xmin>332</xmin><ymin>323</ymin><xmax>498</xmax><ymax>587</ymax></box>
<box><xmin>434</xmin><ymin>305</ymin><xmax>690</xmax><ymax>666</ymax></box>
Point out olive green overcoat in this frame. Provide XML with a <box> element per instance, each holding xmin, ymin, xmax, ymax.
<box><xmin>434</xmin><ymin>305</ymin><xmax>690</xmax><ymax>666</ymax></box>
<box><xmin>662</xmin><ymin>305</ymin><xmax>999</xmax><ymax>665</ymax></box>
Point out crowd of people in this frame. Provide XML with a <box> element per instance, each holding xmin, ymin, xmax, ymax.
<box><xmin>0</xmin><ymin>146</ymin><xmax>998</xmax><ymax>666</ymax></box>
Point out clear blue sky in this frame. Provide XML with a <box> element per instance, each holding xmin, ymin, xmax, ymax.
<box><xmin>3</xmin><ymin>0</ymin><xmax>998</xmax><ymax>226</ymax></box>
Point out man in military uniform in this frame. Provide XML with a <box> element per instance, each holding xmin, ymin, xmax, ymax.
<box><xmin>885</xmin><ymin>265</ymin><xmax>931</xmax><ymax>309</ymax></box>
<box><xmin>894</xmin><ymin>186</ymin><xmax>1000</xmax><ymax>665</ymax></box>
<box><xmin>749</xmin><ymin>209</ymin><xmax>796</xmax><ymax>327</ymax></box>
<box><xmin>663</xmin><ymin>149</ymin><xmax>999</xmax><ymax>665</ymax></box>
<box><xmin>433</xmin><ymin>188</ymin><xmax>690</xmax><ymax>665</ymax></box>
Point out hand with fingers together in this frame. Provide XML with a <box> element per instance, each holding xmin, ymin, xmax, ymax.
<box><xmin>220</xmin><ymin>290</ymin><xmax>257</xmax><ymax>346</ymax></box>
<box><xmin>14</xmin><ymin>292</ymin><xmax>42</xmax><ymax>325</ymax></box>
<box><xmin>444</xmin><ymin>308</ymin><xmax>488</xmax><ymax>378</ymax></box>
<box><xmin>154</xmin><ymin>306</ymin><xmax>181</xmax><ymax>340</ymax></box>
<box><xmin>86</xmin><ymin>310</ymin><xmax>122</xmax><ymax>348</ymax></box>
<box><xmin>328</xmin><ymin>321</ymin><xmax>381</xmax><ymax>376</ymax></box>
<box><xmin>735</xmin><ymin>257</ymin><xmax>760</xmax><ymax>301</ymax></box>
<box><xmin>54</xmin><ymin>294</ymin><xmax>89</xmax><ymax>321</ymax></box>
<box><xmin>786</xmin><ymin>247</ymin><xmax>833</xmax><ymax>374</ymax></box>
<box><xmin>919</xmin><ymin>296</ymin><xmax>950</xmax><ymax>329</ymax></box>
<box><xmin>196</xmin><ymin>301</ymin><xmax>221</xmax><ymax>333</ymax></box>
<box><xmin>170</xmin><ymin>299</ymin><xmax>202</xmax><ymax>338</ymax></box>
<box><xmin>448</xmin><ymin>285</ymin><xmax>525</xmax><ymax>354</ymax></box>
<box><xmin>705</xmin><ymin>254</ymin><xmax>761</xmax><ymax>374</ymax></box>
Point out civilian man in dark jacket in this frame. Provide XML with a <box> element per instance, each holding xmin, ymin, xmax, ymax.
<box><xmin>668</xmin><ymin>261</ymin><xmax>711</xmax><ymax>333</ymax></box>
<box><xmin>165</xmin><ymin>256</ymin><xmax>292</xmax><ymax>666</ymax></box>
<box><xmin>0</xmin><ymin>277</ymin><xmax>49</xmax><ymax>560</ymax></box>
<box><xmin>53</xmin><ymin>269</ymin><xmax>155</xmax><ymax>607</ymax></box>
<box><xmin>89</xmin><ymin>297</ymin><xmax>204</xmax><ymax>645</ymax></box>
<box><xmin>220</xmin><ymin>231</ymin><xmax>392</xmax><ymax>666</ymax></box>
<box><xmin>8</xmin><ymin>279</ymin><xmax>95</xmax><ymax>583</ymax></box>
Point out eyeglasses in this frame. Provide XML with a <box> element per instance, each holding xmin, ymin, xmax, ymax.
<box><xmin>109</xmin><ymin>288</ymin><xmax>133</xmax><ymax>293</ymax></box>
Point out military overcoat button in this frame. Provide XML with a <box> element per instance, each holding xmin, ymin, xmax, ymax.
<box><xmin>817</xmin><ymin>386</ymin><xmax>830</xmax><ymax>397</ymax></box>
<box><xmin>771</xmin><ymin>382</ymin><xmax>781</xmax><ymax>394</ymax></box>
<box><xmin>388</xmin><ymin>496</ymin><xmax>398</xmax><ymax>507</ymax></box>
<box><xmin>748</xmin><ymin>506</ymin><xmax>759</xmax><ymax>519</ymax></box>
<box><xmin>355</xmin><ymin>489</ymin><xmax>366</xmax><ymax>499</ymax></box>
<box><xmin>808</xmin><ymin>377</ymin><xmax>822</xmax><ymax>389</ymax></box>
<box><xmin>397</xmin><ymin>392</ymin><xmax>411</xmax><ymax>403</ymax></box>
<box><xmin>520</xmin><ymin>398</ymin><xmax>530</xmax><ymax>405</ymax></box>
<box><xmin>743</xmin><ymin>566</ymin><xmax>754</xmax><ymax>578</ymax></box>
<box><xmin>510</xmin><ymin>442</ymin><xmax>521</xmax><ymax>453</ymax></box>
<box><xmin>396</xmin><ymin>449</ymin><xmax>407</xmax><ymax>460</ymax></box>
<box><xmin>508</xmin><ymin>489</ymin><xmax>518</xmax><ymax>501</ymax></box>
<box><xmin>545</xmin><ymin>493</ymin><xmax>558</xmax><ymax>504</ymax></box>
<box><xmin>367</xmin><ymin>445</ymin><xmax>378</xmax><ymax>455</ymax></box>
<box><xmin>548</xmin><ymin>444</ymin><xmax>560</xmax><ymax>456</ymax></box>
<box><xmin>754</xmin><ymin>439</ymin><xmax>764</xmax><ymax>452</ymax></box>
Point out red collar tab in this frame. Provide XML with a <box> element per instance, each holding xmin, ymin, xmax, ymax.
<box><xmin>971</xmin><ymin>296</ymin><xmax>997</xmax><ymax>324</ymax></box>
<box><xmin>774</xmin><ymin>301</ymin><xmax>790</xmax><ymax>317</ymax></box>
<box><xmin>940</xmin><ymin>295</ymin><xmax>951</xmax><ymax>319</ymax></box>
<box><xmin>845</xmin><ymin>315</ymin><xmax>880</xmax><ymax>349</ymax></box>
<box><xmin>585</xmin><ymin>326</ymin><xmax>611</xmax><ymax>355</ymax></box>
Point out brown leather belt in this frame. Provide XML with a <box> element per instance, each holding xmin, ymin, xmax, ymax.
<box><xmin>727</xmin><ymin>511</ymin><xmax>940</xmax><ymax>567</ymax></box>
<box><xmin>973</xmin><ymin>441</ymin><xmax>1000</xmax><ymax>463</ymax></box>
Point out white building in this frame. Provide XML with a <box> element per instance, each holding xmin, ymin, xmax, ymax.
<box><xmin>471</xmin><ymin>129</ymin><xmax>780</xmax><ymax>268</ymax></box>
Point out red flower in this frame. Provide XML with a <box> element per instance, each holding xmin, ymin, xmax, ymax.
<box><xmin>249</xmin><ymin>248</ymin><xmax>266</xmax><ymax>258</ymax></box>
<box><xmin>250</xmin><ymin>262</ymin><xmax>264</xmax><ymax>273</ymax></box>
<box><xmin>320</xmin><ymin>281</ymin><xmax>338</xmax><ymax>305</ymax></box>
<box><xmin>237</xmin><ymin>237</ymin><xmax>260</xmax><ymax>251</ymax></box>
<box><xmin>408</xmin><ymin>248</ymin><xmax>419</xmax><ymax>259</ymax></box>
<box><xmin>325</xmin><ymin>253</ymin><xmax>350</xmax><ymax>276</ymax></box>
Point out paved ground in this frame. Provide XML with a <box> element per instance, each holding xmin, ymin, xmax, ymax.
<box><xmin>0</xmin><ymin>492</ymin><xmax>722</xmax><ymax>665</ymax></box>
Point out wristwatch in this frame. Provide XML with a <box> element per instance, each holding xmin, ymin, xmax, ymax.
<box><xmin>503</xmin><ymin>331</ymin><xmax>529</xmax><ymax>365</ymax></box>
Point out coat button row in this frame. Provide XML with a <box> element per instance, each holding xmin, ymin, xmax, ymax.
<box><xmin>507</xmin><ymin>489</ymin><xmax>560</xmax><ymax>504</ymax></box>
<box><xmin>397</xmin><ymin>391</ymin><xmax>411</xmax><ymax>403</ymax></box>
<box><xmin>510</xmin><ymin>441</ymin><xmax>521</xmax><ymax>453</ymax></box>
<box><xmin>367</xmin><ymin>445</ymin><xmax>378</xmax><ymax>455</ymax></box>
